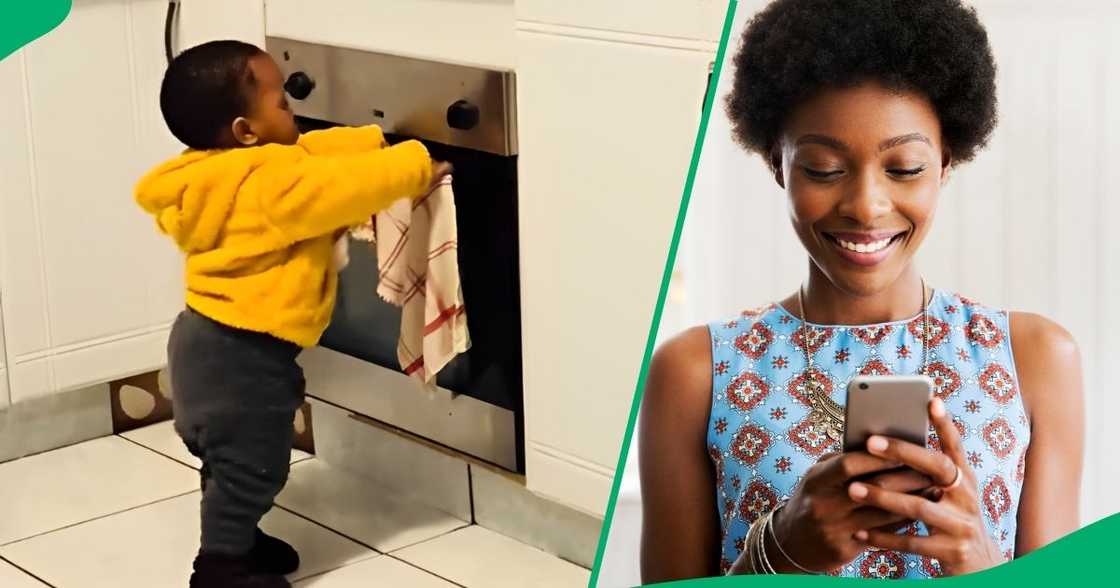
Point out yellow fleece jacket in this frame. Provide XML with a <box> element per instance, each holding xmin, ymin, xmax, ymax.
<box><xmin>135</xmin><ymin>126</ymin><xmax>432</xmax><ymax>347</ymax></box>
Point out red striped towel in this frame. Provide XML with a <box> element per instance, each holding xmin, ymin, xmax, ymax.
<box><xmin>349</xmin><ymin>176</ymin><xmax>470</xmax><ymax>382</ymax></box>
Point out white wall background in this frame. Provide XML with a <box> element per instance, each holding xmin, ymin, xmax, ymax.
<box><xmin>598</xmin><ymin>1</ymin><xmax>1120</xmax><ymax>585</ymax></box>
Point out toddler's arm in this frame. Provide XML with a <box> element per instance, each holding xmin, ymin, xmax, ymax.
<box><xmin>297</xmin><ymin>125</ymin><xmax>387</xmax><ymax>156</ymax></box>
<box><xmin>257</xmin><ymin>139</ymin><xmax>432</xmax><ymax>243</ymax></box>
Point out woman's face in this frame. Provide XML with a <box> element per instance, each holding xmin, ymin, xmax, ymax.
<box><xmin>776</xmin><ymin>82</ymin><xmax>950</xmax><ymax>297</ymax></box>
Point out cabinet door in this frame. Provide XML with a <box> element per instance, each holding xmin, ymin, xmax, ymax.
<box><xmin>516</xmin><ymin>0</ymin><xmax>727</xmax><ymax>42</ymax></box>
<box><xmin>0</xmin><ymin>1</ymin><xmax>181</xmax><ymax>402</ymax></box>
<box><xmin>518</xmin><ymin>31</ymin><xmax>712</xmax><ymax>515</ymax></box>
<box><xmin>176</xmin><ymin>0</ymin><xmax>265</xmax><ymax>49</ymax></box>
<box><xmin>0</xmin><ymin>0</ymin><xmax>263</xmax><ymax>404</ymax></box>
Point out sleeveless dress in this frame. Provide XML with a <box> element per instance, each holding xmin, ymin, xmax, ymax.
<box><xmin>706</xmin><ymin>290</ymin><xmax>1030</xmax><ymax>578</ymax></box>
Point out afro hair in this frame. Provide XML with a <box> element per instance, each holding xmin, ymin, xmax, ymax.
<box><xmin>726</xmin><ymin>0</ymin><xmax>997</xmax><ymax>164</ymax></box>
<box><xmin>160</xmin><ymin>40</ymin><xmax>265</xmax><ymax>150</ymax></box>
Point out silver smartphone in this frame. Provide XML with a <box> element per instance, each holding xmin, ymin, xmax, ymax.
<box><xmin>843</xmin><ymin>375</ymin><xmax>933</xmax><ymax>453</ymax></box>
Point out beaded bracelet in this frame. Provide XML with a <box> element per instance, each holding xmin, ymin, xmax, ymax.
<box><xmin>744</xmin><ymin>509</ymin><xmax>776</xmax><ymax>575</ymax></box>
<box><xmin>758</xmin><ymin>510</ymin><xmax>778</xmax><ymax>574</ymax></box>
<box><xmin>768</xmin><ymin>502</ymin><xmax>823</xmax><ymax>575</ymax></box>
<box><xmin>746</xmin><ymin>511</ymin><xmax>766</xmax><ymax>574</ymax></box>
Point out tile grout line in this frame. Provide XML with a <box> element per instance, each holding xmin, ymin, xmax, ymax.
<box><xmin>391</xmin><ymin>521</ymin><xmax>474</xmax><ymax>552</ymax></box>
<box><xmin>115</xmin><ymin>432</ymin><xmax>203</xmax><ymax>471</ymax></box>
<box><xmin>272</xmin><ymin>498</ymin><xmax>473</xmax><ymax>557</ymax></box>
<box><xmin>270</xmin><ymin>503</ymin><xmax>386</xmax><ymax>556</ymax></box>
<box><xmin>116</xmin><ymin>430</ymin><xmax>312</xmax><ymax>471</ymax></box>
<box><xmin>282</xmin><ymin>550</ymin><xmax>467</xmax><ymax>588</ymax></box>
<box><xmin>0</xmin><ymin>553</ymin><xmax>58</xmax><ymax>588</ymax></box>
<box><xmin>466</xmin><ymin>463</ymin><xmax>477</xmax><ymax>524</ymax></box>
<box><xmin>269</xmin><ymin>501</ymin><xmax>475</xmax><ymax>581</ymax></box>
<box><xmin>285</xmin><ymin>550</ymin><xmax>381</xmax><ymax>586</ymax></box>
<box><xmin>0</xmin><ymin>489</ymin><xmax>199</xmax><ymax>548</ymax></box>
<box><xmin>384</xmin><ymin>553</ymin><xmax>468</xmax><ymax>588</ymax></box>
<box><xmin>387</xmin><ymin>526</ymin><xmax>590</xmax><ymax>582</ymax></box>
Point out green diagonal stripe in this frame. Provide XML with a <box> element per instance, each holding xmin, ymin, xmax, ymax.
<box><xmin>587</xmin><ymin>1</ymin><xmax>740</xmax><ymax>586</ymax></box>
<box><xmin>1</xmin><ymin>1</ymin><xmax>72</xmax><ymax>62</ymax></box>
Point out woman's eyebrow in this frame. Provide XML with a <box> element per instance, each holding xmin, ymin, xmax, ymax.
<box><xmin>794</xmin><ymin>133</ymin><xmax>933</xmax><ymax>152</ymax></box>
<box><xmin>879</xmin><ymin>132</ymin><xmax>932</xmax><ymax>151</ymax></box>
<box><xmin>795</xmin><ymin>134</ymin><xmax>848</xmax><ymax>151</ymax></box>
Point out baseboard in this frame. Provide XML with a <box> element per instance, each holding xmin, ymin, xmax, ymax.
<box><xmin>525</xmin><ymin>442</ymin><xmax>613</xmax><ymax>518</ymax></box>
<box><xmin>471</xmin><ymin>463</ymin><xmax>603</xmax><ymax>569</ymax></box>
<box><xmin>0</xmin><ymin>383</ymin><xmax>113</xmax><ymax>463</ymax></box>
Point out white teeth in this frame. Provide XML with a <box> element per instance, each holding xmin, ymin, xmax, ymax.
<box><xmin>837</xmin><ymin>237</ymin><xmax>892</xmax><ymax>254</ymax></box>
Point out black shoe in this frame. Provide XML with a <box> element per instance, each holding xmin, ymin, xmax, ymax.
<box><xmin>190</xmin><ymin>552</ymin><xmax>291</xmax><ymax>588</ymax></box>
<box><xmin>249</xmin><ymin>528</ymin><xmax>300</xmax><ymax>575</ymax></box>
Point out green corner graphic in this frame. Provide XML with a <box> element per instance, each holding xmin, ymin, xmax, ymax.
<box><xmin>1</xmin><ymin>1</ymin><xmax>72</xmax><ymax>62</ymax></box>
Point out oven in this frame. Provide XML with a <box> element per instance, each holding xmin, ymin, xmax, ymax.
<box><xmin>266</xmin><ymin>37</ymin><xmax>523</xmax><ymax>472</ymax></box>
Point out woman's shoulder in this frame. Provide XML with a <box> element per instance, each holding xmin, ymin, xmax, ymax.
<box><xmin>1007</xmin><ymin>311</ymin><xmax>1082</xmax><ymax>419</ymax></box>
<box><xmin>649</xmin><ymin>326</ymin><xmax>714</xmax><ymax>388</ymax></box>
<box><xmin>1002</xmin><ymin>311</ymin><xmax>1084</xmax><ymax>447</ymax></box>
<box><xmin>644</xmin><ymin>305</ymin><xmax>782</xmax><ymax>413</ymax></box>
<box><xmin>643</xmin><ymin>326</ymin><xmax>716</xmax><ymax>425</ymax></box>
<box><xmin>1007</xmin><ymin>311</ymin><xmax>1080</xmax><ymax>364</ymax></box>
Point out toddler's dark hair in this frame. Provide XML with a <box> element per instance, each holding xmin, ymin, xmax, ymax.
<box><xmin>726</xmin><ymin>0</ymin><xmax>998</xmax><ymax>164</ymax></box>
<box><xmin>160</xmin><ymin>40</ymin><xmax>265</xmax><ymax>150</ymax></box>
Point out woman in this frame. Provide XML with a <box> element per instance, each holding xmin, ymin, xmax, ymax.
<box><xmin>639</xmin><ymin>0</ymin><xmax>1084</xmax><ymax>581</ymax></box>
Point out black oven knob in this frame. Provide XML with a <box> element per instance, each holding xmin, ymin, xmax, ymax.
<box><xmin>447</xmin><ymin>100</ymin><xmax>480</xmax><ymax>130</ymax></box>
<box><xmin>284</xmin><ymin>72</ymin><xmax>315</xmax><ymax>100</ymax></box>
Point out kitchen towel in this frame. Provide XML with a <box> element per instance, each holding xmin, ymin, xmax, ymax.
<box><xmin>350</xmin><ymin>175</ymin><xmax>470</xmax><ymax>382</ymax></box>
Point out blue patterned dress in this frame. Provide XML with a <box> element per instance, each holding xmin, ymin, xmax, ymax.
<box><xmin>707</xmin><ymin>291</ymin><xmax>1029</xmax><ymax>578</ymax></box>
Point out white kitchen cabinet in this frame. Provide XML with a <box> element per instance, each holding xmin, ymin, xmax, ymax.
<box><xmin>516</xmin><ymin>0</ymin><xmax>727</xmax><ymax>42</ymax></box>
<box><xmin>0</xmin><ymin>0</ymin><xmax>262</xmax><ymax>405</ymax></box>
<box><xmin>177</xmin><ymin>0</ymin><xmax>265</xmax><ymax>49</ymax></box>
<box><xmin>265</xmin><ymin>0</ymin><xmax>517</xmax><ymax>69</ymax></box>
<box><xmin>517</xmin><ymin>30</ymin><xmax>713</xmax><ymax>516</ymax></box>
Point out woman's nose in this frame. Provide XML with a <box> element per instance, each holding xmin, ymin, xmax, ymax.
<box><xmin>837</xmin><ymin>170</ymin><xmax>892</xmax><ymax>225</ymax></box>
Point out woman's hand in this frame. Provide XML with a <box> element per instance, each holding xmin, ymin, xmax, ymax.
<box><xmin>734</xmin><ymin>449</ymin><xmax>932</xmax><ymax>574</ymax></box>
<box><xmin>848</xmin><ymin>398</ymin><xmax>1004</xmax><ymax>576</ymax></box>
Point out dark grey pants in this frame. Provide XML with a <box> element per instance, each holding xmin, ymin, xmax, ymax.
<box><xmin>168</xmin><ymin>308</ymin><xmax>305</xmax><ymax>556</ymax></box>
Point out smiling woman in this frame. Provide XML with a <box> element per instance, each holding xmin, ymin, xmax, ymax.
<box><xmin>637</xmin><ymin>0</ymin><xmax>1085</xmax><ymax>583</ymax></box>
<box><xmin>779</xmin><ymin>84</ymin><xmax>948</xmax><ymax>295</ymax></box>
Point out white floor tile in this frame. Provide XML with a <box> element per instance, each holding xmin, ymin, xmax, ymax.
<box><xmin>293</xmin><ymin>555</ymin><xmax>457</xmax><ymax>587</ymax></box>
<box><xmin>0</xmin><ymin>436</ymin><xmax>200</xmax><ymax>545</ymax></box>
<box><xmin>0</xmin><ymin>559</ymin><xmax>48</xmax><ymax>587</ymax></box>
<box><xmin>394</xmin><ymin>526</ymin><xmax>590</xmax><ymax>588</ymax></box>
<box><xmin>120</xmin><ymin>420</ymin><xmax>311</xmax><ymax>470</ymax></box>
<box><xmin>276</xmin><ymin>460</ymin><xmax>468</xmax><ymax>553</ymax></box>
<box><xmin>0</xmin><ymin>492</ymin><xmax>376</xmax><ymax>588</ymax></box>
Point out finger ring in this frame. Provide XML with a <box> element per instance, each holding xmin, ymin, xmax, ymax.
<box><xmin>940</xmin><ymin>464</ymin><xmax>962</xmax><ymax>491</ymax></box>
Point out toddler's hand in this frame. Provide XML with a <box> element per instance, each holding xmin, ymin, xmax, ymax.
<box><xmin>427</xmin><ymin>160</ymin><xmax>454</xmax><ymax>192</ymax></box>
